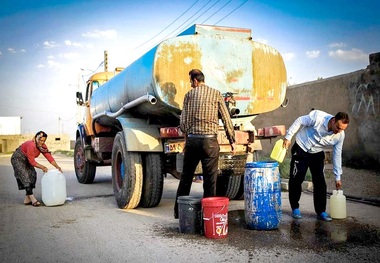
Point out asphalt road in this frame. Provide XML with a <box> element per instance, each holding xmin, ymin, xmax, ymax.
<box><xmin>0</xmin><ymin>154</ymin><xmax>379</xmax><ymax>263</ymax></box>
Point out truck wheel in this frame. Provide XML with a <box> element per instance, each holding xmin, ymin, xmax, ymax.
<box><xmin>216</xmin><ymin>174</ymin><xmax>241</xmax><ymax>199</ymax></box>
<box><xmin>112</xmin><ymin>132</ymin><xmax>143</xmax><ymax>209</ymax></box>
<box><xmin>139</xmin><ymin>153</ymin><xmax>164</xmax><ymax>208</ymax></box>
<box><xmin>234</xmin><ymin>152</ymin><xmax>257</xmax><ymax>200</ymax></box>
<box><xmin>74</xmin><ymin>138</ymin><xmax>96</xmax><ymax>184</ymax></box>
<box><xmin>233</xmin><ymin>174</ymin><xmax>245</xmax><ymax>200</ymax></box>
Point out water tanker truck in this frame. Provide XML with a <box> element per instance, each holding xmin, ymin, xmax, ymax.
<box><xmin>74</xmin><ymin>24</ymin><xmax>287</xmax><ymax>209</ymax></box>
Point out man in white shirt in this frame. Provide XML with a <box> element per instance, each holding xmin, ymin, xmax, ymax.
<box><xmin>283</xmin><ymin>110</ymin><xmax>349</xmax><ymax>221</ymax></box>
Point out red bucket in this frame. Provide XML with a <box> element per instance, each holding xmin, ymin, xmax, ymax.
<box><xmin>201</xmin><ymin>197</ymin><xmax>229</xmax><ymax>239</ymax></box>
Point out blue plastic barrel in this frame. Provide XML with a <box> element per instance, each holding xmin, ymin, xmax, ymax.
<box><xmin>244</xmin><ymin>161</ymin><xmax>282</xmax><ymax>230</ymax></box>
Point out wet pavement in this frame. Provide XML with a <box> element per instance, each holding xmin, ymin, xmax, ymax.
<box><xmin>155</xmin><ymin>189</ymin><xmax>380</xmax><ymax>261</ymax></box>
<box><xmin>1</xmin><ymin>155</ymin><xmax>379</xmax><ymax>262</ymax></box>
<box><xmin>156</xmin><ymin>210</ymin><xmax>379</xmax><ymax>249</ymax></box>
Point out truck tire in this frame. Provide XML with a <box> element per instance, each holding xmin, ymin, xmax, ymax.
<box><xmin>216</xmin><ymin>174</ymin><xmax>241</xmax><ymax>199</ymax></box>
<box><xmin>234</xmin><ymin>152</ymin><xmax>257</xmax><ymax>200</ymax></box>
<box><xmin>74</xmin><ymin>138</ymin><xmax>96</xmax><ymax>184</ymax></box>
<box><xmin>112</xmin><ymin>132</ymin><xmax>143</xmax><ymax>209</ymax></box>
<box><xmin>233</xmin><ymin>174</ymin><xmax>245</xmax><ymax>200</ymax></box>
<box><xmin>139</xmin><ymin>153</ymin><xmax>164</xmax><ymax>208</ymax></box>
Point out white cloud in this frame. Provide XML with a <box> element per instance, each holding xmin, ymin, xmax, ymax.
<box><xmin>82</xmin><ymin>29</ymin><xmax>117</xmax><ymax>39</ymax></box>
<box><xmin>43</xmin><ymin>41</ymin><xmax>59</xmax><ymax>49</ymax></box>
<box><xmin>328</xmin><ymin>48</ymin><xmax>368</xmax><ymax>61</ymax></box>
<box><xmin>37</xmin><ymin>64</ymin><xmax>45</xmax><ymax>68</ymax></box>
<box><xmin>64</xmin><ymin>40</ymin><xmax>83</xmax><ymax>47</ymax></box>
<box><xmin>0</xmin><ymin>51</ymin><xmax>2</xmax><ymax>55</ymax></box>
<box><xmin>6</xmin><ymin>48</ymin><xmax>26</xmax><ymax>54</ymax></box>
<box><xmin>257</xmin><ymin>38</ymin><xmax>268</xmax><ymax>44</ymax></box>
<box><xmin>59</xmin><ymin>52</ymin><xmax>80</xmax><ymax>60</ymax></box>
<box><xmin>47</xmin><ymin>60</ymin><xmax>61</xmax><ymax>68</ymax></box>
<box><xmin>282</xmin><ymin>52</ymin><xmax>295</xmax><ymax>61</ymax></box>
<box><xmin>306</xmin><ymin>50</ymin><xmax>320</xmax><ymax>58</ymax></box>
<box><xmin>47</xmin><ymin>55</ymin><xmax>55</xmax><ymax>60</ymax></box>
<box><xmin>329</xmin><ymin>42</ymin><xmax>346</xmax><ymax>48</ymax></box>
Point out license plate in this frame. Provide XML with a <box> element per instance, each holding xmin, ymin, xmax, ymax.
<box><xmin>164</xmin><ymin>141</ymin><xmax>185</xmax><ymax>153</ymax></box>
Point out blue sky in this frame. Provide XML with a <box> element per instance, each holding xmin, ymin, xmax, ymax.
<box><xmin>0</xmin><ymin>0</ymin><xmax>379</xmax><ymax>138</ymax></box>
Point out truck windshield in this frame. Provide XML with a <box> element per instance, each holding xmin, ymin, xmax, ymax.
<box><xmin>92</xmin><ymin>81</ymin><xmax>99</xmax><ymax>91</ymax></box>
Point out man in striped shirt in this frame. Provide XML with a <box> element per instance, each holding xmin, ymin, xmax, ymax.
<box><xmin>174</xmin><ymin>69</ymin><xmax>236</xmax><ymax>219</ymax></box>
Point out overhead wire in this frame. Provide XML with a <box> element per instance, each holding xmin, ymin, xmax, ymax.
<box><xmin>171</xmin><ymin>0</ymin><xmax>222</xmax><ymax>37</ymax></box>
<box><xmin>152</xmin><ymin>0</ymin><xmax>247</xmax><ymax>45</ymax></box>
<box><xmin>131</xmin><ymin>0</ymin><xmax>200</xmax><ymax>51</ymax></box>
<box><xmin>201</xmin><ymin>0</ymin><xmax>231</xmax><ymax>24</ymax></box>
<box><xmin>213</xmin><ymin>0</ymin><xmax>248</xmax><ymax>25</ymax></box>
<box><xmin>156</xmin><ymin>0</ymin><xmax>214</xmax><ymax>43</ymax></box>
<box><xmin>89</xmin><ymin>0</ymin><xmax>247</xmax><ymax>70</ymax></box>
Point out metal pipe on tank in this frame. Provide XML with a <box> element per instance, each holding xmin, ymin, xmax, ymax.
<box><xmin>92</xmin><ymin>94</ymin><xmax>157</xmax><ymax>120</ymax></box>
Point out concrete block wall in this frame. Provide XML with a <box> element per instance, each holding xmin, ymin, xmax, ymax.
<box><xmin>0</xmin><ymin>133</ymin><xmax>70</xmax><ymax>153</ymax></box>
<box><xmin>253</xmin><ymin>52</ymin><xmax>380</xmax><ymax>170</ymax></box>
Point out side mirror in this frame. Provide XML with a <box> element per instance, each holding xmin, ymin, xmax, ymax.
<box><xmin>76</xmin><ymin>92</ymin><xmax>84</xmax><ymax>106</ymax></box>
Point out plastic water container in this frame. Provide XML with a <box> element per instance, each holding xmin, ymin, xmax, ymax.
<box><xmin>41</xmin><ymin>169</ymin><xmax>67</xmax><ymax>206</ymax></box>
<box><xmin>330</xmin><ymin>190</ymin><xmax>347</xmax><ymax>219</ymax></box>
<box><xmin>202</xmin><ymin>197</ymin><xmax>229</xmax><ymax>239</ymax></box>
<box><xmin>178</xmin><ymin>196</ymin><xmax>202</xmax><ymax>234</ymax></box>
<box><xmin>244</xmin><ymin>161</ymin><xmax>282</xmax><ymax>230</ymax></box>
<box><xmin>270</xmin><ymin>139</ymin><xmax>287</xmax><ymax>163</ymax></box>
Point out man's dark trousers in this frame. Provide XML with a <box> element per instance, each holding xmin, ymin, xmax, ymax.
<box><xmin>174</xmin><ymin>136</ymin><xmax>219</xmax><ymax>218</ymax></box>
<box><xmin>289</xmin><ymin>143</ymin><xmax>327</xmax><ymax>215</ymax></box>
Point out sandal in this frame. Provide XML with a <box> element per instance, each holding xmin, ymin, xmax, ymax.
<box><xmin>24</xmin><ymin>201</ymin><xmax>32</xmax><ymax>205</ymax></box>
<box><xmin>32</xmin><ymin>201</ymin><xmax>41</xmax><ymax>207</ymax></box>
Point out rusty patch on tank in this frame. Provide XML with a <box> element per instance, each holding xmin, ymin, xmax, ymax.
<box><xmin>248</xmin><ymin>42</ymin><xmax>287</xmax><ymax>115</ymax></box>
<box><xmin>226</xmin><ymin>70</ymin><xmax>244</xmax><ymax>84</ymax></box>
<box><xmin>155</xmin><ymin>41</ymin><xmax>202</xmax><ymax>109</ymax></box>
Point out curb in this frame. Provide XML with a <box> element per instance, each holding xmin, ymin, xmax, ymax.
<box><xmin>281</xmin><ymin>179</ymin><xmax>313</xmax><ymax>191</ymax></box>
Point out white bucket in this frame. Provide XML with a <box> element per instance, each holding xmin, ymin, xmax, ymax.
<box><xmin>41</xmin><ymin>169</ymin><xmax>67</xmax><ymax>206</ymax></box>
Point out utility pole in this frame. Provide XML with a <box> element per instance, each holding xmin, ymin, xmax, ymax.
<box><xmin>104</xmin><ymin>50</ymin><xmax>108</xmax><ymax>72</ymax></box>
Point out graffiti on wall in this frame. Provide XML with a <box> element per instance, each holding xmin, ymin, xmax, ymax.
<box><xmin>351</xmin><ymin>83</ymin><xmax>379</xmax><ymax>116</ymax></box>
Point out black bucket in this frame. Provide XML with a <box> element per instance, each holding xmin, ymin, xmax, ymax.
<box><xmin>178</xmin><ymin>196</ymin><xmax>202</xmax><ymax>234</ymax></box>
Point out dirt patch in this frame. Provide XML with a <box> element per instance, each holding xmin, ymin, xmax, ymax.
<box><xmin>325</xmin><ymin>166</ymin><xmax>380</xmax><ymax>201</ymax></box>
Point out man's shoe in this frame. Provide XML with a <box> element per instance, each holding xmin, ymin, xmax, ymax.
<box><xmin>292</xmin><ymin>208</ymin><xmax>302</xmax><ymax>219</ymax></box>
<box><xmin>317</xmin><ymin>212</ymin><xmax>332</xmax><ymax>222</ymax></box>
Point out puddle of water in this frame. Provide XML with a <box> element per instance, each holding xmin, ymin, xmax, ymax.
<box><xmin>155</xmin><ymin>209</ymin><xmax>380</xmax><ymax>257</ymax></box>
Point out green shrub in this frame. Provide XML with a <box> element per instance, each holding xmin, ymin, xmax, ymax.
<box><xmin>279</xmin><ymin>157</ymin><xmax>335</xmax><ymax>181</ymax></box>
<box><xmin>278</xmin><ymin>157</ymin><xmax>312</xmax><ymax>181</ymax></box>
<box><xmin>255</xmin><ymin>153</ymin><xmax>334</xmax><ymax>182</ymax></box>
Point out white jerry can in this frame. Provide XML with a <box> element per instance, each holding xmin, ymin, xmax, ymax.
<box><xmin>330</xmin><ymin>190</ymin><xmax>347</xmax><ymax>219</ymax></box>
<box><xmin>41</xmin><ymin>169</ymin><xmax>67</xmax><ymax>206</ymax></box>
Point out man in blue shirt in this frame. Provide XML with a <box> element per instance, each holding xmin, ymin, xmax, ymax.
<box><xmin>283</xmin><ymin>110</ymin><xmax>349</xmax><ymax>221</ymax></box>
